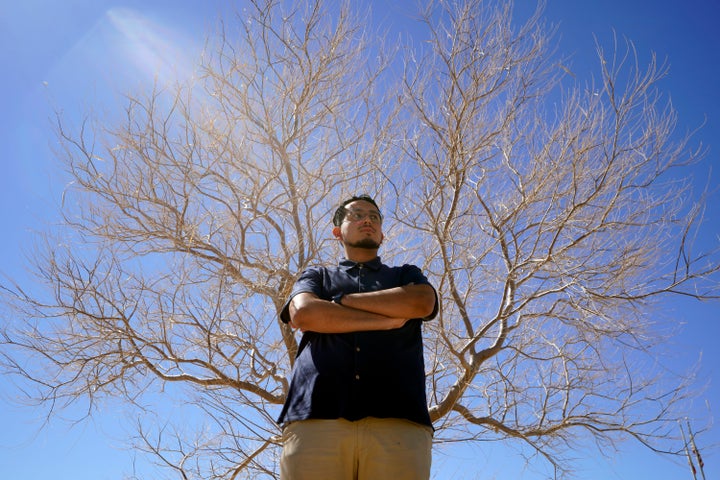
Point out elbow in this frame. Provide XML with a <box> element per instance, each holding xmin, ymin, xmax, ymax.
<box><xmin>413</xmin><ymin>285</ymin><xmax>437</xmax><ymax>319</ymax></box>
<box><xmin>287</xmin><ymin>294</ymin><xmax>318</xmax><ymax>330</ymax></box>
<box><xmin>289</xmin><ymin>306</ymin><xmax>311</xmax><ymax>330</ymax></box>
<box><xmin>418</xmin><ymin>299</ymin><xmax>436</xmax><ymax>319</ymax></box>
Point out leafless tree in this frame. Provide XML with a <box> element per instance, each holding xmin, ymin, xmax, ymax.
<box><xmin>390</xmin><ymin>1</ymin><xmax>718</xmax><ymax>474</ymax></box>
<box><xmin>1</xmin><ymin>0</ymin><xmax>717</xmax><ymax>478</ymax></box>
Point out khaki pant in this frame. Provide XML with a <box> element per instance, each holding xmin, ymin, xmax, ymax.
<box><xmin>280</xmin><ymin>417</ymin><xmax>433</xmax><ymax>480</ymax></box>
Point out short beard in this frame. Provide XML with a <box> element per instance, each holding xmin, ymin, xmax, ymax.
<box><xmin>346</xmin><ymin>238</ymin><xmax>381</xmax><ymax>250</ymax></box>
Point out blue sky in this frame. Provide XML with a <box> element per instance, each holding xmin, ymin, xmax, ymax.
<box><xmin>1</xmin><ymin>1</ymin><xmax>718</xmax><ymax>479</ymax></box>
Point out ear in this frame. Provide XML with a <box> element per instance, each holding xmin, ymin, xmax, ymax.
<box><xmin>332</xmin><ymin>226</ymin><xmax>342</xmax><ymax>239</ymax></box>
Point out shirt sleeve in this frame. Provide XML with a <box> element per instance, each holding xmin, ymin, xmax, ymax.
<box><xmin>279</xmin><ymin>267</ymin><xmax>324</xmax><ymax>324</ymax></box>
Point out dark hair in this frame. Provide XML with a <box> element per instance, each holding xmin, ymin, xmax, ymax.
<box><xmin>332</xmin><ymin>194</ymin><xmax>382</xmax><ymax>226</ymax></box>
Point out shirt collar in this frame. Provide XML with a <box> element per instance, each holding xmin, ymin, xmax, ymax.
<box><xmin>339</xmin><ymin>257</ymin><xmax>382</xmax><ymax>271</ymax></box>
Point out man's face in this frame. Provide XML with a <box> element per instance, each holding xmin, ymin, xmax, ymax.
<box><xmin>333</xmin><ymin>200</ymin><xmax>383</xmax><ymax>250</ymax></box>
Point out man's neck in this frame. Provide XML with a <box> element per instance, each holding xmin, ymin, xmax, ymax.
<box><xmin>344</xmin><ymin>248</ymin><xmax>379</xmax><ymax>264</ymax></box>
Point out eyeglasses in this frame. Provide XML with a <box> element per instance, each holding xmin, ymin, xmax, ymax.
<box><xmin>343</xmin><ymin>210</ymin><xmax>383</xmax><ymax>224</ymax></box>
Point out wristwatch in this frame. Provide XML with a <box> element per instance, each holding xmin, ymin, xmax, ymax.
<box><xmin>332</xmin><ymin>292</ymin><xmax>345</xmax><ymax>305</ymax></box>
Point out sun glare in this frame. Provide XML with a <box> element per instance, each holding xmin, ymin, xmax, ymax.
<box><xmin>105</xmin><ymin>7</ymin><xmax>198</xmax><ymax>88</ymax></box>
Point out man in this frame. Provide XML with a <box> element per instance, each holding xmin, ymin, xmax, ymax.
<box><xmin>278</xmin><ymin>194</ymin><xmax>438</xmax><ymax>480</ymax></box>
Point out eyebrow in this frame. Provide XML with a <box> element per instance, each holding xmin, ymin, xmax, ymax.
<box><xmin>346</xmin><ymin>208</ymin><xmax>381</xmax><ymax>215</ymax></box>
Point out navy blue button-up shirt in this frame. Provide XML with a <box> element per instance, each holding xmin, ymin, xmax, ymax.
<box><xmin>278</xmin><ymin>257</ymin><xmax>438</xmax><ymax>428</ymax></box>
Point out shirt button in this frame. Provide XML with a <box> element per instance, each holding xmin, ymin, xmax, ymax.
<box><xmin>356</xmin><ymin>347</ymin><xmax>361</xmax><ymax>352</ymax></box>
<box><xmin>355</xmin><ymin>374</ymin><xmax>360</xmax><ymax>380</ymax></box>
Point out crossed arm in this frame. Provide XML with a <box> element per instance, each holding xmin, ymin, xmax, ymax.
<box><xmin>288</xmin><ymin>284</ymin><xmax>437</xmax><ymax>333</ymax></box>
